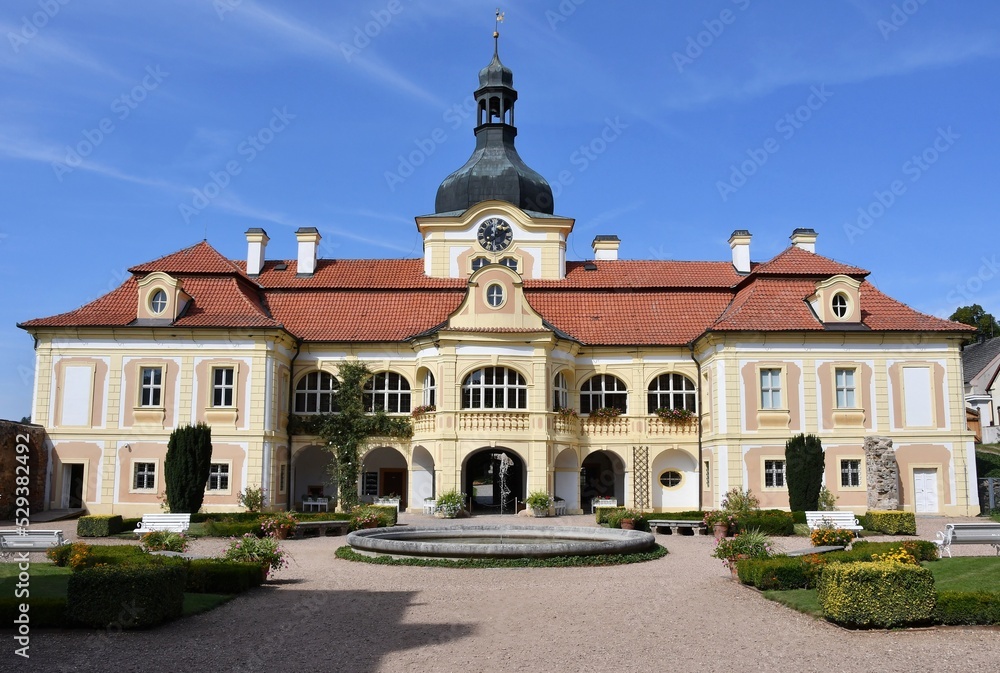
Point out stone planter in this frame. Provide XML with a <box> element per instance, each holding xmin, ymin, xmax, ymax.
<box><xmin>620</xmin><ymin>518</ymin><xmax>636</xmax><ymax>530</ymax></box>
<box><xmin>712</xmin><ymin>523</ymin><xmax>729</xmax><ymax>540</ymax></box>
<box><xmin>531</xmin><ymin>507</ymin><xmax>549</xmax><ymax>518</ymax></box>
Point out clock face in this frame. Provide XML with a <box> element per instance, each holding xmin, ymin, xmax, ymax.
<box><xmin>477</xmin><ymin>217</ymin><xmax>513</xmax><ymax>252</ymax></box>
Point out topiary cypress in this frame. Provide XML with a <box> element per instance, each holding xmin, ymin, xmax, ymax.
<box><xmin>165</xmin><ymin>423</ymin><xmax>213</xmax><ymax>513</ymax></box>
<box><xmin>785</xmin><ymin>433</ymin><xmax>824</xmax><ymax>511</ymax></box>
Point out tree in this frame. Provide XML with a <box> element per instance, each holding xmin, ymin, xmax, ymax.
<box><xmin>164</xmin><ymin>423</ymin><xmax>213</xmax><ymax>513</ymax></box>
<box><xmin>950</xmin><ymin>304</ymin><xmax>999</xmax><ymax>340</ymax></box>
<box><xmin>316</xmin><ymin>361</ymin><xmax>412</xmax><ymax>511</ymax></box>
<box><xmin>785</xmin><ymin>433</ymin><xmax>825</xmax><ymax>511</ymax></box>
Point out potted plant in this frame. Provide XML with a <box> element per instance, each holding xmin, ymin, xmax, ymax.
<box><xmin>222</xmin><ymin>532</ymin><xmax>289</xmax><ymax>580</ymax></box>
<box><xmin>589</xmin><ymin>406</ymin><xmax>622</xmax><ymax>420</ymax></box>
<box><xmin>435</xmin><ymin>489</ymin><xmax>465</xmax><ymax>518</ymax></box>
<box><xmin>614</xmin><ymin>507</ymin><xmax>647</xmax><ymax>530</ymax></box>
<box><xmin>702</xmin><ymin>510</ymin><xmax>735</xmax><ymax>539</ymax></box>
<box><xmin>411</xmin><ymin>404</ymin><xmax>436</xmax><ymax>418</ymax></box>
<box><xmin>554</xmin><ymin>407</ymin><xmax>578</xmax><ymax>418</ymax></box>
<box><xmin>654</xmin><ymin>407</ymin><xmax>695</xmax><ymax>423</ymax></box>
<box><xmin>710</xmin><ymin>528</ymin><xmax>772</xmax><ymax>578</ymax></box>
<box><xmin>261</xmin><ymin>511</ymin><xmax>298</xmax><ymax>539</ymax></box>
<box><xmin>525</xmin><ymin>490</ymin><xmax>553</xmax><ymax>517</ymax></box>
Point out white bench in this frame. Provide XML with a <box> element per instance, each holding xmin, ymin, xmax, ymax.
<box><xmin>422</xmin><ymin>499</ymin><xmax>437</xmax><ymax>515</ymax></box>
<box><xmin>934</xmin><ymin>522</ymin><xmax>1000</xmax><ymax>558</ymax></box>
<box><xmin>133</xmin><ymin>513</ymin><xmax>190</xmax><ymax>536</ymax></box>
<box><xmin>554</xmin><ymin>500</ymin><xmax>567</xmax><ymax>516</ymax></box>
<box><xmin>374</xmin><ymin>497</ymin><xmax>401</xmax><ymax>513</ymax></box>
<box><xmin>0</xmin><ymin>529</ymin><xmax>64</xmax><ymax>553</ymax></box>
<box><xmin>805</xmin><ymin>511</ymin><xmax>863</xmax><ymax>534</ymax></box>
<box><xmin>302</xmin><ymin>497</ymin><xmax>329</xmax><ymax>512</ymax></box>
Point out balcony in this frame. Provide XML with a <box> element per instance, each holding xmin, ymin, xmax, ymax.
<box><xmin>459</xmin><ymin>412</ymin><xmax>531</xmax><ymax>433</ymax></box>
<box><xmin>412</xmin><ymin>413</ymin><xmax>436</xmax><ymax>435</ymax></box>
<box><xmin>408</xmin><ymin>411</ymin><xmax>698</xmax><ymax>442</ymax></box>
<box><xmin>646</xmin><ymin>417</ymin><xmax>698</xmax><ymax>435</ymax></box>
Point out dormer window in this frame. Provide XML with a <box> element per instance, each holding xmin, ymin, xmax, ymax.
<box><xmin>500</xmin><ymin>257</ymin><xmax>519</xmax><ymax>272</ymax></box>
<box><xmin>831</xmin><ymin>292</ymin><xmax>849</xmax><ymax>319</ymax></box>
<box><xmin>486</xmin><ymin>284</ymin><xmax>505</xmax><ymax>308</ymax></box>
<box><xmin>150</xmin><ymin>289</ymin><xmax>168</xmax><ymax>315</ymax></box>
<box><xmin>471</xmin><ymin>257</ymin><xmax>489</xmax><ymax>272</ymax></box>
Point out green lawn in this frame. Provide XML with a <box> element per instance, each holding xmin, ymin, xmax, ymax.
<box><xmin>760</xmin><ymin>557</ymin><xmax>1000</xmax><ymax>618</ymax></box>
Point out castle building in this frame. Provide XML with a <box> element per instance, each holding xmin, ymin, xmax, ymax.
<box><xmin>19</xmin><ymin>38</ymin><xmax>980</xmax><ymax>517</ymax></box>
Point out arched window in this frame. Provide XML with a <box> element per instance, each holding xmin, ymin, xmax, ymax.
<box><xmin>423</xmin><ymin>370</ymin><xmax>436</xmax><ymax>407</ymax></box>
<box><xmin>553</xmin><ymin>372</ymin><xmax>569</xmax><ymax>411</ymax></box>
<box><xmin>363</xmin><ymin>371</ymin><xmax>411</xmax><ymax>413</ymax></box>
<box><xmin>294</xmin><ymin>372</ymin><xmax>339</xmax><ymax>414</ymax></box>
<box><xmin>580</xmin><ymin>374</ymin><xmax>628</xmax><ymax>415</ymax></box>
<box><xmin>647</xmin><ymin>373</ymin><xmax>696</xmax><ymax>413</ymax></box>
<box><xmin>462</xmin><ymin>367</ymin><xmax>527</xmax><ymax>410</ymax></box>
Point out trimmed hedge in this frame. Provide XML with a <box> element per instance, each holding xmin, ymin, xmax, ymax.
<box><xmin>846</xmin><ymin>540</ymin><xmax>937</xmax><ymax>562</ymax></box>
<box><xmin>649</xmin><ymin>510</ymin><xmax>704</xmax><ymax>521</ymax></box>
<box><xmin>863</xmin><ymin>510</ymin><xmax>917</xmax><ymax>535</ymax></box>
<box><xmin>186</xmin><ymin>560</ymin><xmax>263</xmax><ymax>594</ymax></box>
<box><xmin>791</xmin><ymin>510</ymin><xmax>807</xmax><ymax>524</ymax></box>
<box><xmin>121</xmin><ymin>517</ymin><xmax>143</xmax><ymax>532</ymax></box>
<box><xmin>0</xmin><ymin>597</ymin><xmax>69</xmax><ymax>628</ymax></box>
<box><xmin>204</xmin><ymin>520</ymin><xmax>263</xmax><ymax>537</ymax></box>
<box><xmin>817</xmin><ymin>561</ymin><xmax>936</xmax><ymax>628</ymax></box>
<box><xmin>67</xmin><ymin>562</ymin><xmax>187</xmax><ymax>629</ymax></box>
<box><xmin>737</xmin><ymin>556</ymin><xmax>815</xmax><ymax>590</ymax></box>
<box><xmin>595</xmin><ymin>507</ymin><xmax>625</xmax><ymax>525</ymax></box>
<box><xmin>934</xmin><ymin>591</ymin><xmax>1000</xmax><ymax>625</ymax></box>
<box><xmin>734</xmin><ymin>509</ymin><xmax>795</xmax><ymax>536</ymax></box>
<box><xmin>77</xmin><ymin>515</ymin><xmax>124</xmax><ymax>537</ymax></box>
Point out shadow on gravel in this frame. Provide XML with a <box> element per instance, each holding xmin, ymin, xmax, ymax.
<box><xmin>20</xmin><ymin>588</ymin><xmax>475</xmax><ymax>672</ymax></box>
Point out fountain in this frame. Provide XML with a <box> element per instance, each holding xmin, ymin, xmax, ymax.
<box><xmin>346</xmin><ymin>524</ymin><xmax>656</xmax><ymax>560</ymax></box>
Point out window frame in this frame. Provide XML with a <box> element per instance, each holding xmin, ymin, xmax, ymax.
<box><xmin>131</xmin><ymin>460</ymin><xmax>157</xmax><ymax>492</ymax></box>
<box><xmin>647</xmin><ymin>372</ymin><xmax>697</xmax><ymax>414</ymax></box>
<box><xmin>211</xmin><ymin>366</ymin><xmax>236</xmax><ymax>408</ymax></box>
<box><xmin>840</xmin><ymin>458</ymin><xmax>864</xmax><ymax>489</ymax></box>
<box><xmin>658</xmin><ymin>470</ymin><xmax>684</xmax><ymax>489</ymax></box>
<box><xmin>422</xmin><ymin>370</ymin><xmax>436</xmax><ymax>408</ymax></box>
<box><xmin>139</xmin><ymin>366</ymin><xmax>164</xmax><ymax>408</ymax></box>
<box><xmin>293</xmin><ymin>371</ymin><xmax>340</xmax><ymax>414</ymax></box>
<box><xmin>362</xmin><ymin>371</ymin><xmax>412</xmax><ymax>414</ymax></box>
<box><xmin>206</xmin><ymin>461</ymin><xmax>232</xmax><ymax>494</ymax></box>
<box><xmin>553</xmin><ymin>372</ymin><xmax>569</xmax><ymax>411</ymax></box>
<box><xmin>758</xmin><ymin>367</ymin><xmax>784</xmax><ymax>410</ymax></box>
<box><xmin>835</xmin><ymin>367</ymin><xmax>857</xmax><ymax>409</ymax></box>
<box><xmin>471</xmin><ymin>256</ymin><xmax>489</xmax><ymax>272</ymax></box>
<box><xmin>278</xmin><ymin>463</ymin><xmax>288</xmax><ymax>495</ymax></box>
<box><xmin>763</xmin><ymin>458</ymin><xmax>786</xmax><ymax>489</ymax></box>
<box><xmin>499</xmin><ymin>256</ymin><xmax>519</xmax><ymax>272</ymax></box>
<box><xmin>461</xmin><ymin>366</ymin><xmax>528</xmax><ymax>410</ymax></box>
<box><xmin>485</xmin><ymin>283</ymin><xmax>506</xmax><ymax>308</ymax></box>
<box><xmin>149</xmin><ymin>289</ymin><xmax>168</xmax><ymax>315</ymax></box>
<box><xmin>831</xmin><ymin>292</ymin><xmax>850</xmax><ymax>319</ymax></box>
<box><xmin>580</xmin><ymin>374</ymin><xmax>629</xmax><ymax>415</ymax></box>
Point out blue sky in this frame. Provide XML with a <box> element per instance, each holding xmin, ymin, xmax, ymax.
<box><xmin>2</xmin><ymin>0</ymin><xmax>999</xmax><ymax>420</ymax></box>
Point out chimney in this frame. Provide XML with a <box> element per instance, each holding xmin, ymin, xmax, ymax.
<box><xmin>295</xmin><ymin>227</ymin><xmax>321</xmax><ymax>276</ymax></box>
<box><xmin>790</xmin><ymin>228</ymin><xmax>817</xmax><ymax>253</ymax></box>
<box><xmin>245</xmin><ymin>228</ymin><xmax>269</xmax><ymax>276</ymax></box>
<box><xmin>592</xmin><ymin>235</ymin><xmax>621</xmax><ymax>261</ymax></box>
<box><xmin>728</xmin><ymin>230</ymin><xmax>751</xmax><ymax>274</ymax></box>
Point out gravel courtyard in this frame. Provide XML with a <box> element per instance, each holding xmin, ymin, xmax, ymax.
<box><xmin>7</xmin><ymin>514</ymin><xmax>999</xmax><ymax>672</ymax></box>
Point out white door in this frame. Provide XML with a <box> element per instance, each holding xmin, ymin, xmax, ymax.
<box><xmin>913</xmin><ymin>468</ymin><xmax>939</xmax><ymax>513</ymax></box>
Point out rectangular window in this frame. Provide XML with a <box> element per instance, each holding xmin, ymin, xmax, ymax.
<box><xmin>207</xmin><ymin>463</ymin><xmax>230</xmax><ymax>491</ymax></box>
<box><xmin>140</xmin><ymin>367</ymin><xmax>162</xmax><ymax>407</ymax></box>
<box><xmin>835</xmin><ymin>368</ymin><xmax>856</xmax><ymax>408</ymax></box>
<box><xmin>133</xmin><ymin>462</ymin><xmax>156</xmax><ymax>490</ymax></box>
<box><xmin>704</xmin><ymin>461</ymin><xmax>711</xmax><ymax>489</ymax></box>
<box><xmin>278</xmin><ymin>464</ymin><xmax>288</xmax><ymax>495</ymax></box>
<box><xmin>764</xmin><ymin>459</ymin><xmax>785</xmax><ymax>488</ymax></box>
<box><xmin>841</xmin><ymin>459</ymin><xmax>861</xmax><ymax>488</ymax></box>
<box><xmin>212</xmin><ymin>367</ymin><xmax>235</xmax><ymax>407</ymax></box>
<box><xmin>760</xmin><ymin>369</ymin><xmax>782</xmax><ymax>409</ymax></box>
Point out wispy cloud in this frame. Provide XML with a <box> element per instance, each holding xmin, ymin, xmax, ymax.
<box><xmin>0</xmin><ymin>21</ymin><xmax>126</xmax><ymax>82</ymax></box>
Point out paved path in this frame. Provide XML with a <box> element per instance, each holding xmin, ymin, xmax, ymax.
<box><xmin>5</xmin><ymin>514</ymin><xmax>999</xmax><ymax>672</ymax></box>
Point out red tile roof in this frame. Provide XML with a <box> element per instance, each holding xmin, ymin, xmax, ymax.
<box><xmin>749</xmin><ymin>246</ymin><xmax>868</xmax><ymax>277</ymax></box>
<box><xmin>129</xmin><ymin>241</ymin><xmax>248</xmax><ymax>276</ymax></box>
<box><xmin>21</xmin><ymin>240</ymin><xmax>973</xmax><ymax>342</ymax></box>
<box><xmin>265</xmin><ymin>290</ymin><xmax>464</xmax><ymax>341</ymax></box>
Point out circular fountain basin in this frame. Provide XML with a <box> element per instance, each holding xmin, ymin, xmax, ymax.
<box><xmin>346</xmin><ymin>525</ymin><xmax>656</xmax><ymax>559</ymax></box>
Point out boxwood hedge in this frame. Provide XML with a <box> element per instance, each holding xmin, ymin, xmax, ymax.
<box><xmin>76</xmin><ymin>515</ymin><xmax>124</xmax><ymax>537</ymax></box>
<box><xmin>817</xmin><ymin>561</ymin><xmax>936</xmax><ymax>628</ymax></box>
<box><xmin>67</xmin><ymin>561</ymin><xmax>187</xmax><ymax>629</ymax></box>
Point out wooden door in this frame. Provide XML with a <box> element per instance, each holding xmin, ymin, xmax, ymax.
<box><xmin>381</xmin><ymin>469</ymin><xmax>406</xmax><ymax>509</ymax></box>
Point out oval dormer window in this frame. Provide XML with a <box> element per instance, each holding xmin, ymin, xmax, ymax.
<box><xmin>486</xmin><ymin>284</ymin><xmax>505</xmax><ymax>308</ymax></box>
<box><xmin>831</xmin><ymin>292</ymin><xmax>849</xmax><ymax>319</ymax></box>
<box><xmin>150</xmin><ymin>289</ymin><xmax>168</xmax><ymax>315</ymax></box>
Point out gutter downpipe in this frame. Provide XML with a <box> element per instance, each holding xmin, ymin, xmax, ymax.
<box><xmin>689</xmin><ymin>340</ymin><xmax>703</xmax><ymax>512</ymax></box>
<box><xmin>286</xmin><ymin>337</ymin><xmax>302</xmax><ymax>511</ymax></box>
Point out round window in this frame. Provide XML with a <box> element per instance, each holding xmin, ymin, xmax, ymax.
<box><xmin>150</xmin><ymin>289</ymin><xmax>168</xmax><ymax>314</ymax></box>
<box><xmin>486</xmin><ymin>283</ymin><xmax>505</xmax><ymax>308</ymax></box>
<box><xmin>659</xmin><ymin>470</ymin><xmax>682</xmax><ymax>488</ymax></box>
<box><xmin>831</xmin><ymin>292</ymin><xmax>849</xmax><ymax>319</ymax></box>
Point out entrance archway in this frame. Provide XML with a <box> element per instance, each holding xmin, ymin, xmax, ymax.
<box><xmin>362</xmin><ymin>446</ymin><xmax>409</xmax><ymax>509</ymax></box>
<box><xmin>292</xmin><ymin>445</ymin><xmax>336</xmax><ymax>509</ymax></box>
<box><xmin>580</xmin><ymin>450</ymin><xmax>625</xmax><ymax>513</ymax></box>
<box><xmin>463</xmin><ymin>448</ymin><xmax>526</xmax><ymax>514</ymax></box>
<box><xmin>411</xmin><ymin>446</ymin><xmax>435</xmax><ymax>507</ymax></box>
<box><xmin>651</xmin><ymin>448</ymin><xmax>698</xmax><ymax>510</ymax></box>
<box><xmin>554</xmin><ymin>448</ymin><xmax>580</xmax><ymax>512</ymax></box>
